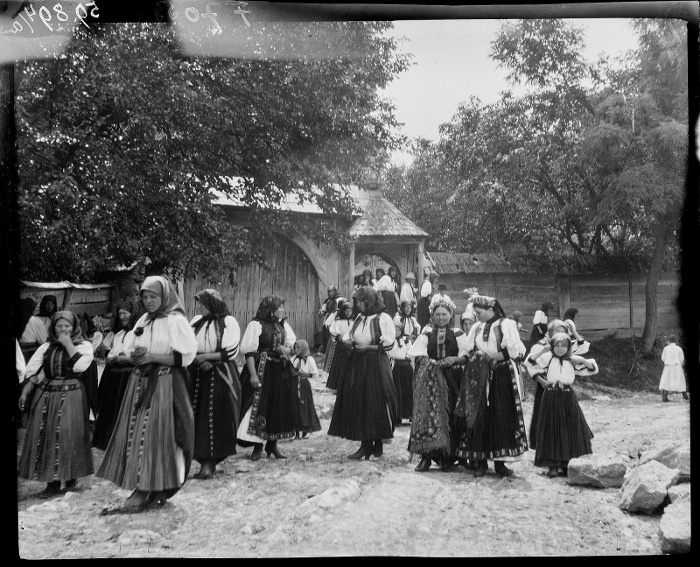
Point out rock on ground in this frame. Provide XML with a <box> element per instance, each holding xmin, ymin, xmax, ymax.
<box><xmin>618</xmin><ymin>460</ymin><xmax>680</xmax><ymax>515</ymax></box>
<box><xmin>666</xmin><ymin>483</ymin><xmax>690</xmax><ymax>504</ymax></box>
<box><xmin>640</xmin><ymin>443</ymin><xmax>690</xmax><ymax>482</ymax></box>
<box><xmin>567</xmin><ymin>452</ymin><xmax>628</xmax><ymax>488</ymax></box>
<box><xmin>659</xmin><ymin>499</ymin><xmax>691</xmax><ymax>554</ymax></box>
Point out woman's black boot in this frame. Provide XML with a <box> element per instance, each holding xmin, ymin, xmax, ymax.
<box><xmin>415</xmin><ymin>456</ymin><xmax>431</xmax><ymax>472</ymax></box>
<box><xmin>251</xmin><ymin>443</ymin><xmax>263</xmax><ymax>461</ymax></box>
<box><xmin>37</xmin><ymin>481</ymin><xmax>61</xmax><ymax>499</ymax></box>
<box><xmin>474</xmin><ymin>460</ymin><xmax>488</xmax><ymax>477</ymax></box>
<box><xmin>662</xmin><ymin>390</ymin><xmax>669</xmax><ymax>402</ymax></box>
<box><xmin>372</xmin><ymin>439</ymin><xmax>383</xmax><ymax>459</ymax></box>
<box><xmin>348</xmin><ymin>441</ymin><xmax>368</xmax><ymax>460</ymax></box>
<box><xmin>265</xmin><ymin>440</ymin><xmax>287</xmax><ymax>459</ymax></box>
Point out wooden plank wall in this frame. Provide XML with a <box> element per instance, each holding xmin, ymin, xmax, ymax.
<box><xmin>433</xmin><ymin>272</ymin><xmax>680</xmax><ymax>333</ymax></box>
<box><xmin>183</xmin><ymin>235</ymin><xmax>321</xmax><ymax>346</ymax></box>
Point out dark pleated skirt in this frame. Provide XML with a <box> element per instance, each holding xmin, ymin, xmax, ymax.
<box><xmin>528</xmin><ymin>381</ymin><xmax>546</xmax><ymax>450</ymax></box>
<box><xmin>190</xmin><ymin>360</ymin><xmax>242</xmax><ymax>463</ymax></box>
<box><xmin>392</xmin><ymin>359</ymin><xmax>414</xmax><ymax>421</ymax></box>
<box><xmin>18</xmin><ymin>378</ymin><xmax>94</xmax><ymax>482</ymax></box>
<box><xmin>381</xmin><ymin>290</ymin><xmax>398</xmax><ymax>318</ymax></box>
<box><xmin>417</xmin><ymin>297</ymin><xmax>431</xmax><ymax>328</ymax></box>
<box><xmin>96</xmin><ymin>365</ymin><xmax>194</xmax><ymax>497</ymax></box>
<box><xmin>328</xmin><ymin>350</ymin><xmax>397</xmax><ymax>442</ymax></box>
<box><xmin>457</xmin><ymin>361</ymin><xmax>528</xmax><ymax>461</ymax></box>
<box><xmin>325</xmin><ymin>339</ymin><xmax>352</xmax><ymax>391</ymax></box>
<box><xmin>92</xmin><ymin>364</ymin><xmax>133</xmax><ymax>450</ymax></box>
<box><xmin>238</xmin><ymin>354</ymin><xmax>297</xmax><ymax>444</ymax></box>
<box><xmin>79</xmin><ymin>359</ymin><xmax>100</xmax><ymax>418</ymax></box>
<box><xmin>534</xmin><ymin>386</ymin><xmax>593</xmax><ymax>468</ymax></box>
<box><xmin>294</xmin><ymin>377</ymin><xmax>322</xmax><ymax>433</ymax></box>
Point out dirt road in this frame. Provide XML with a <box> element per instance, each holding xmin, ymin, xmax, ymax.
<box><xmin>16</xmin><ymin>363</ymin><xmax>690</xmax><ymax>558</ymax></box>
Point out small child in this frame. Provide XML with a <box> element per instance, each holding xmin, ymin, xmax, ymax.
<box><xmin>290</xmin><ymin>340</ymin><xmax>322</xmax><ymax>438</ymax></box>
<box><xmin>659</xmin><ymin>334</ymin><xmax>688</xmax><ymax>402</ymax></box>
<box><xmin>388</xmin><ymin>323</ymin><xmax>414</xmax><ymax>425</ymax></box>
<box><xmin>530</xmin><ymin>332</ymin><xmax>598</xmax><ymax>478</ymax></box>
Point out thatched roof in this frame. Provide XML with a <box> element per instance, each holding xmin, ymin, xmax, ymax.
<box><xmin>427</xmin><ymin>251</ymin><xmax>656</xmax><ymax>275</ymax></box>
<box><xmin>348</xmin><ymin>188</ymin><xmax>428</xmax><ymax>239</ymax></box>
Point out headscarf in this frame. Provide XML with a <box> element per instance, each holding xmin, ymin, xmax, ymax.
<box><xmin>48</xmin><ymin>310</ymin><xmax>85</xmax><ymax>345</ymax></box>
<box><xmin>399</xmin><ymin>300</ymin><xmax>415</xmax><ymax>318</ymax></box>
<box><xmin>547</xmin><ymin>319</ymin><xmax>567</xmax><ymax>337</ymax></box>
<box><xmin>112</xmin><ymin>297</ymin><xmax>142</xmax><ymax>333</ymax></box>
<box><xmin>294</xmin><ymin>339</ymin><xmax>311</xmax><ymax>362</ymax></box>
<box><xmin>192</xmin><ymin>289</ymin><xmax>231</xmax><ymax>335</ymax></box>
<box><xmin>471</xmin><ymin>294</ymin><xmax>507</xmax><ymax>319</ymax></box>
<box><xmin>353</xmin><ymin>286</ymin><xmax>385</xmax><ymax>316</ymax></box>
<box><xmin>550</xmin><ymin>332</ymin><xmax>573</xmax><ymax>360</ymax></box>
<box><xmin>19</xmin><ymin>297</ymin><xmax>37</xmax><ymax>337</ymax></box>
<box><xmin>38</xmin><ymin>294</ymin><xmax>58</xmax><ymax>318</ymax></box>
<box><xmin>336</xmin><ymin>300</ymin><xmax>354</xmax><ymax>320</ymax></box>
<box><xmin>139</xmin><ymin>276</ymin><xmax>187</xmax><ymax>320</ymax></box>
<box><xmin>253</xmin><ymin>295</ymin><xmax>285</xmax><ymax>323</ymax></box>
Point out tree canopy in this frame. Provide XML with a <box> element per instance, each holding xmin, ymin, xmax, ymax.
<box><xmin>16</xmin><ymin>22</ymin><xmax>410</xmax><ymax>281</ymax></box>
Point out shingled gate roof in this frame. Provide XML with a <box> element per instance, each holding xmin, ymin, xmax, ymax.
<box><xmin>427</xmin><ymin>251</ymin><xmax>659</xmax><ymax>275</ymax></box>
<box><xmin>348</xmin><ymin>187</ymin><xmax>428</xmax><ymax>238</ymax></box>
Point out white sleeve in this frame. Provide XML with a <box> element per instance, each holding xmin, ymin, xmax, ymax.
<box><xmin>420</xmin><ymin>281</ymin><xmax>431</xmax><ymax>298</ymax></box>
<box><xmin>407</xmin><ymin>328</ymin><xmax>429</xmax><ymax>359</ymax></box>
<box><xmin>169</xmin><ymin>313</ymin><xmax>198</xmax><ymax>367</ymax></box>
<box><xmin>283</xmin><ymin>321</ymin><xmax>297</xmax><ymax>348</ymax></box>
<box><xmin>190</xmin><ymin>314</ymin><xmax>202</xmax><ymax>326</ymax></box>
<box><xmin>240</xmin><ymin>321</ymin><xmax>262</xmax><ymax>357</ymax></box>
<box><xmin>21</xmin><ymin>317</ymin><xmax>48</xmax><ymax>345</ymax></box>
<box><xmin>456</xmin><ymin>330</ymin><xmax>469</xmax><ymax>358</ymax></box>
<box><xmin>342</xmin><ymin>316</ymin><xmax>358</xmax><ymax>342</ymax></box>
<box><xmin>374</xmin><ymin>275</ymin><xmax>392</xmax><ymax>292</ymax></box>
<box><xmin>222</xmin><ymin>315</ymin><xmax>241</xmax><ymax>358</ymax></box>
<box><xmin>72</xmin><ymin>341</ymin><xmax>95</xmax><ymax>373</ymax></box>
<box><xmin>533</xmin><ymin>310</ymin><xmax>545</xmax><ymax>325</ymax></box>
<box><xmin>500</xmin><ymin>319</ymin><xmax>525</xmax><ymax>359</ymax></box>
<box><xmin>399</xmin><ymin>284</ymin><xmax>412</xmax><ymax>304</ymax></box>
<box><xmin>677</xmin><ymin>345</ymin><xmax>684</xmax><ymax>364</ymax></box>
<box><xmin>378</xmin><ymin>312</ymin><xmax>396</xmax><ymax>350</ymax></box>
<box><xmin>329</xmin><ymin>316</ymin><xmax>344</xmax><ymax>337</ymax></box>
<box><xmin>661</xmin><ymin>346</ymin><xmax>668</xmax><ymax>363</ymax></box>
<box><xmin>16</xmin><ymin>340</ymin><xmax>26</xmax><ymax>383</ymax></box>
<box><xmin>324</xmin><ymin>311</ymin><xmax>336</xmax><ymax>328</ymax></box>
<box><xmin>465</xmin><ymin>322</ymin><xmax>480</xmax><ymax>352</ymax></box>
<box><xmin>25</xmin><ymin>342</ymin><xmax>49</xmax><ymax>379</ymax></box>
<box><xmin>307</xmin><ymin>357</ymin><xmax>319</xmax><ymax>377</ymax></box>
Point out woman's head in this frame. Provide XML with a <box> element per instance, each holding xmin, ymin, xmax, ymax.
<box><xmin>353</xmin><ymin>286</ymin><xmax>384</xmax><ymax>315</ymax></box>
<box><xmin>362</xmin><ymin>269</ymin><xmax>372</xmax><ymax>281</ymax></box>
<box><xmin>430</xmin><ymin>297</ymin><xmax>456</xmax><ymax>327</ymax></box>
<box><xmin>429</xmin><ymin>272</ymin><xmax>439</xmax><ymax>283</ymax></box>
<box><xmin>338</xmin><ymin>300</ymin><xmax>354</xmax><ymax>320</ymax></box>
<box><xmin>293</xmin><ymin>339</ymin><xmax>310</xmax><ymax>357</ymax></box>
<box><xmin>541</xmin><ymin>301</ymin><xmax>555</xmax><ymax>314</ymax></box>
<box><xmin>547</xmin><ymin>319</ymin><xmax>568</xmax><ymax>337</ymax></box>
<box><xmin>48</xmin><ymin>310</ymin><xmax>84</xmax><ymax>344</ymax></box>
<box><xmin>400</xmin><ymin>300</ymin><xmax>414</xmax><ymax>317</ymax></box>
<box><xmin>550</xmin><ymin>332</ymin><xmax>573</xmax><ymax>359</ymax></box>
<box><xmin>563</xmin><ymin>307</ymin><xmax>578</xmax><ymax>321</ymax></box>
<box><xmin>375</xmin><ymin>268</ymin><xmax>385</xmax><ymax>279</ymax></box>
<box><xmin>255</xmin><ymin>295</ymin><xmax>285</xmax><ymax>322</ymax></box>
<box><xmin>471</xmin><ymin>295</ymin><xmax>506</xmax><ymax>322</ymax></box>
<box><xmin>139</xmin><ymin>276</ymin><xmax>186</xmax><ymax>319</ymax></box>
<box><xmin>113</xmin><ymin>298</ymin><xmax>141</xmax><ymax>332</ymax></box>
<box><xmin>39</xmin><ymin>295</ymin><xmax>58</xmax><ymax>317</ymax></box>
<box><xmin>668</xmin><ymin>334</ymin><xmax>678</xmax><ymax>345</ymax></box>
<box><xmin>195</xmin><ymin>289</ymin><xmax>230</xmax><ymax>318</ymax></box>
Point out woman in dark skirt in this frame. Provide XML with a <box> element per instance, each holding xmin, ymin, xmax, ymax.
<box><xmin>97</xmin><ymin>276</ymin><xmax>197</xmax><ymax>514</ymax></box>
<box><xmin>236</xmin><ymin>296</ymin><xmax>298</xmax><ymax>460</ymax></box>
<box><xmin>524</xmin><ymin>319</ymin><xmax>569</xmax><ymax>450</ymax></box>
<box><xmin>324</xmin><ymin>300</ymin><xmax>354</xmax><ymax>391</ymax></box>
<box><xmin>528</xmin><ymin>301</ymin><xmax>555</xmax><ymax>352</ymax></box>
<box><xmin>390</xmin><ymin>301</ymin><xmax>421</xmax><ymax>425</ymax></box>
<box><xmin>189</xmin><ymin>289</ymin><xmax>242</xmax><ymax>479</ymax></box>
<box><xmin>290</xmin><ymin>340</ymin><xmax>322</xmax><ymax>437</ymax></box>
<box><xmin>328</xmin><ymin>286</ymin><xmax>397</xmax><ymax>460</ymax></box>
<box><xmin>92</xmin><ymin>299</ymin><xmax>140</xmax><ymax>450</ymax></box>
<box><xmin>456</xmin><ymin>295</ymin><xmax>528</xmax><ymax>478</ymax></box>
<box><xmin>531</xmin><ymin>333</ymin><xmax>598</xmax><ymax>477</ymax></box>
<box><xmin>407</xmin><ymin>298</ymin><xmax>467</xmax><ymax>472</ymax></box>
<box><xmin>18</xmin><ymin>311</ymin><xmax>95</xmax><ymax>498</ymax></box>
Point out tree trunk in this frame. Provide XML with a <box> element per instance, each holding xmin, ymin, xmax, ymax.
<box><xmin>640</xmin><ymin>214</ymin><xmax>674</xmax><ymax>354</ymax></box>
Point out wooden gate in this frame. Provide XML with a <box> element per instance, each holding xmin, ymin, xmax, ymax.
<box><xmin>183</xmin><ymin>235</ymin><xmax>321</xmax><ymax>347</ymax></box>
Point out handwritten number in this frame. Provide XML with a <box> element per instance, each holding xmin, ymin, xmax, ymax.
<box><xmin>201</xmin><ymin>5</ymin><xmax>222</xmax><ymax>34</ymax></box>
<box><xmin>53</xmin><ymin>4</ymin><xmax>69</xmax><ymax>22</ymax></box>
<box><xmin>185</xmin><ymin>7</ymin><xmax>199</xmax><ymax>22</ymax></box>
<box><xmin>39</xmin><ymin>6</ymin><xmax>53</xmax><ymax>31</ymax></box>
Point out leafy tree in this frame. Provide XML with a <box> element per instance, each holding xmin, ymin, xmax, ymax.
<box><xmin>16</xmin><ymin>22</ymin><xmax>409</xmax><ymax>281</ymax></box>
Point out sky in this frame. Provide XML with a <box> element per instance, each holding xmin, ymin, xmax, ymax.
<box><xmin>380</xmin><ymin>18</ymin><xmax>641</xmax><ymax>164</ymax></box>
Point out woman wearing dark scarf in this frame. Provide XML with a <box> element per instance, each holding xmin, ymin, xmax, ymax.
<box><xmin>407</xmin><ymin>297</ymin><xmax>467</xmax><ymax>472</ymax></box>
<box><xmin>324</xmin><ymin>299</ymin><xmax>355</xmax><ymax>391</ymax></box>
<box><xmin>455</xmin><ymin>295</ymin><xmax>528</xmax><ymax>478</ymax></box>
<box><xmin>18</xmin><ymin>311</ymin><xmax>95</xmax><ymax>498</ymax></box>
<box><xmin>290</xmin><ymin>340</ymin><xmax>322</xmax><ymax>438</ymax></box>
<box><xmin>236</xmin><ymin>296</ymin><xmax>297</xmax><ymax>460</ymax></box>
<box><xmin>328</xmin><ymin>286</ymin><xmax>397</xmax><ymax>460</ymax></box>
<box><xmin>97</xmin><ymin>276</ymin><xmax>197</xmax><ymax>514</ymax></box>
<box><xmin>92</xmin><ymin>298</ymin><xmax>141</xmax><ymax>450</ymax></box>
<box><xmin>188</xmin><ymin>289</ymin><xmax>242</xmax><ymax>480</ymax></box>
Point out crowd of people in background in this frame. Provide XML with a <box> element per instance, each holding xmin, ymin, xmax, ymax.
<box><xmin>14</xmin><ymin>265</ymin><xmax>688</xmax><ymax>513</ymax></box>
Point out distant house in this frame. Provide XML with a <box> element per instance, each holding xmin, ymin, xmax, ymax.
<box><xmin>424</xmin><ymin>251</ymin><xmax>680</xmax><ymax>335</ymax></box>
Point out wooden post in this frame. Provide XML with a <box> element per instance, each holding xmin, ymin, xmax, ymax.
<box><xmin>556</xmin><ymin>274</ymin><xmax>570</xmax><ymax>319</ymax></box>
<box><xmin>629</xmin><ymin>272</ymin><xmax>634</xmax><ymax>330</ymax></box>
<box><xmin>348</xmin><ymin>240</ymin><xmax>355</xmax><ymax>299</ymax></box>
<box><xmin>418</xmin><ymin>240</ymin><xmax>425</xmax><ymax>281</ymax></box>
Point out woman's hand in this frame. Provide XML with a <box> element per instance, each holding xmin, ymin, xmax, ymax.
<box><xmin>536</xmin><ymin>376</ymin><xmax>549</xmax><ymax>389</ymax></box>
<box><xmin>18</xmin><ymin>392</ymin><xmax>28</xmax><ymax>411</ymax></box>
<box><xmin>57</xmin><ymin>332</ymin><xmax>73</xmax><ymax>349</ymax></box>
<box><xmin>131</xmin><ymin>347</ymin><xmax>152</xmax><ymax>366</ymax></box>
<box><xmin>200</xmin><ymin>361</ymin><xmax>213</xmax><ymax>372</ymax></box>
<box><xmin>249</xmin><ymin>371</ymin><xmax>261</xmax><ymax>389</ymax></box>
<box><xmin>195</xmin><ymin>354</ymin><xmax>208</xmax><ymax>365</ymax></box>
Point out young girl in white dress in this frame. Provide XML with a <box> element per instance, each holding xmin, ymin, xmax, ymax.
<box><xmin>659</xmin><ymin>334</ymin><xmax>688</xmax><ymax>402</ymax></box>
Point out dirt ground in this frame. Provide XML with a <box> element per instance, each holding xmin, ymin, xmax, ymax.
<box><xmin>16</xmin><ymin>355</ymin><xmax>690</xmax><ymax>558</ymax></box>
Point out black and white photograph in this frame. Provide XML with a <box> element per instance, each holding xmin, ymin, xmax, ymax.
<box><xmin>3</xmin><ymin>0</ymin><xmax>696</xmax><ymax>558</ymax></box>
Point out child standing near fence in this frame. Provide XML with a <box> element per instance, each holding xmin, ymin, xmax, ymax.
<box><xmin>291</xmin><ymin>340</ymin><xmax>322</xmax><ymax>438</ymax></box>
<box><xmin>530</xmin><ymin>332</ymin><xmax>598</xmax><ymax>478</ymax></box>
<box><xmin>659</xmin><ymin>335</ymin><xmax>688</xmax><ymax>402</ymax></box>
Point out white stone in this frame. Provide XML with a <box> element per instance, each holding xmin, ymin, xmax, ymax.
<box><xmin>567</xmin><ymin>452</ymin><xmax>628</xmax><ymax>488</ymax></box>
<box><xmin>116</xmin><ymin>530</ymin><xmax>162</xmax><ymax>545</ymax></box>
<box><xmin>667</xmin><ymin>483</ymin><xmax>690</xmax><ymax>504</ymax></box>
<box><xmin>305</xmin><ymin>479</ymin><xmax>361</xmax><ymax>509</ymax></box>
<box><xmin>659</xmin><ymin>499</ymin><xmax>691</xmax><ymax>554</ymax></box>
<box><xmin>640</xmin><ymin>442</ymin><xmax>690</xmax><ymax>482</ymax></box>
<box><xmin>593</xmin><ymin>395</ymin><xmax>612</xmax><ymax>401</ymax></box>
<box><xmin>618</xmin><ymin>460</ymin><xmax>680</xmax><ymax>514</ymax></box>
<box><xmin>240</xmin><ymin>524</ymin><xmax>254</xmax><ymax>535</ymax></box>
